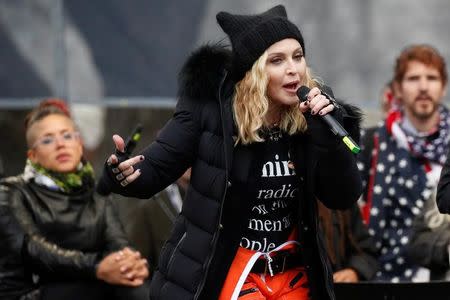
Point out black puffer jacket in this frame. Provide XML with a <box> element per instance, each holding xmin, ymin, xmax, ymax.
<box><xmin>101</xmin><ymin>45</ymin><xmax>363</xmax><ymax>300</ymax></box>
<box><xmin>0</xmin><ymin>176</ymin><xmax>129</xmax><ymax>298</ymax></box>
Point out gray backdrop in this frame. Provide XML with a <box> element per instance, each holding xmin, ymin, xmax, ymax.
<box><xmin>1</xmin><ymin>0</ymin><xmax>449</xmax><ymax>174</ymax></box>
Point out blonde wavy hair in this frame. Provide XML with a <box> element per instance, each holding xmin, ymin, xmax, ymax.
<box><xmin>233</xmin><ymin>51</ymin><xmax>320</xmax><ymax>145</ymax></box>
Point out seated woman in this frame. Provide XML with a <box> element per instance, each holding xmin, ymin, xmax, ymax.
<box><xmin>0</xmin><ymin>99</ymin><xmax>149</xmax><ymax>300</ymax></box>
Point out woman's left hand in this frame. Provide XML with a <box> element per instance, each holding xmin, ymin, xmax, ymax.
<box><xmin>106</xmin><ymin>134</ymin><xmax>143</xmax><ymax>187</ymax></box>
<box><xmin>299</xmin><ymin>87</ymin><xmax>334</xmax><ymax>116</ymax></box>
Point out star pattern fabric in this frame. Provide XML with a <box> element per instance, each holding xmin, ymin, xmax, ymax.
<box><xmin>358</xmin><ymin>106</ymin><xmax>450</xmax><ymax>282</ymax></box>
<box><xmin>400</xmin><ymin>106</ymin><xmax>450</xmax><ymax>165</ymax></box>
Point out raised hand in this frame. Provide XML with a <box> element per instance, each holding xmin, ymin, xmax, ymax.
<box><xmin>106</xmin><ymin>134</ymin><xmax>143</xmax><ymax>187</ymax></box>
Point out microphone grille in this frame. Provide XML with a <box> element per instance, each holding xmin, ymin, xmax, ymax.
<box><xmin>296</xmin><ymin>86</ymin><xmax>310</xmax><ymax>101</ymax></box>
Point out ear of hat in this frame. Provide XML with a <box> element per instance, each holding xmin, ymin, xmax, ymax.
<box><xmin>216</xmin><ymin>5</ymin><xmax>305</xmax><ymax>81</ymax></box>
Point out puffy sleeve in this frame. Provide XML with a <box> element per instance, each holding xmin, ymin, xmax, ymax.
<box><xmin>98</xmin><ymin>96</ymin><xmax>203</xmax><ymax>199</ymax></box>
<box><xmin>313</xmin><ymin>102</ymin><xmax>364</xmax><ymax>209</ymax></box>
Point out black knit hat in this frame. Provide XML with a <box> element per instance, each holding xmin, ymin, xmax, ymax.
<box><xmin>216</xmin><ymin>5</ymin><xmax>304</xmax><ymax>81</ymax></box>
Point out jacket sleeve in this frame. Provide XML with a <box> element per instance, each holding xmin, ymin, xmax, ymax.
<box><xmin>408</xmin><ymin>195</ymin><xmax>450</xmax><ymax>273</ymax></box>
<box><xmin>0</xmin><ymin>187</ymin><xmax>26</xmax><ymax>255</ymax></box>
<box><xmin>345</xmin><ymin>205</ymin><xmax>379</xmax><ymax>280</ymax></box>
<box><xmin>98</xmin><ymin>96</ymin><xmax>202</xmax><ymax>199</ymax></box>
<box><xmin>314</xmin><ymin>143</ymin><xmax>362</xmax><ymax>210</ymax></box>
<box><xmin>437</xmin><ymin>148</ymin><xmax>450</xmax><ymax>213</ymax></box>
<box><xmin>312</xmin><ymin>103</ymin><xmax>363</xmax><ymax>210</ymax></box>
<box><xmin>5</xmin><ymin>186</ymin><xmax>100</xmax><ymax>280</ymax></box>
<box><xmin>101</xmin><ymin>196</ymin><xmax>130</xmax><ymax>252</ymax></box>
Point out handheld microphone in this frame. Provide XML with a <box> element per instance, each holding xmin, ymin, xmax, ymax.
<box><xmin>296</xmin><ymin>86</ymin><xmax>360</xmax><ymax>154</ymax></box>
<box><xmin>124</xmin><ymin>123</ymin><xmax>143</xmax><ymax>156</ymax></box>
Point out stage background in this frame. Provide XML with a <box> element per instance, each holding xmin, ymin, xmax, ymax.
<box><xmin>1</xmin><ymin>0</ymin><xmax>449</xmax><ymax>175</ymax></box>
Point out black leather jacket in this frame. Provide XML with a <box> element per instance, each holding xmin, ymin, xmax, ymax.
<box><xmin>0</xmin><ymin>176</ymin><xmax>129</xmax><ymax>298</ymax></box>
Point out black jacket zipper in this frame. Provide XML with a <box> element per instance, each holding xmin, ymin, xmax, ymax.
<box><xmin>194</xmin><ymin>71</ymin><xmax>229</xmax><ymax>300</ymax></box>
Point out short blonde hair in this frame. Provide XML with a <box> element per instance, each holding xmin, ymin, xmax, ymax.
<box><xmin>232</xmin><ymin>51</ymin><xmax>319</xmax><ymax>145</ymax></box>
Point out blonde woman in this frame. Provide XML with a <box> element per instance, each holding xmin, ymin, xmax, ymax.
<box><xmin>99</xmin><ymin>5</ymin><xmax>362</xmax><ymax>300</ymax></box>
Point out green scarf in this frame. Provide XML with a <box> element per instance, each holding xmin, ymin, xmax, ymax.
<box><xmin>26</xmin><ymin>159</ymin><xmax>95</xmax><ymax>193</ymax></box>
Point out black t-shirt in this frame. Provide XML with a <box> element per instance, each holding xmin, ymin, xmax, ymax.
<box><xmin>240</xmin><ymin>130</ymin><xmax>301</xmax><ymax>253</ymax></box>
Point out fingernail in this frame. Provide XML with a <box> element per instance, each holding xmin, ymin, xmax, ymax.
<box><xmin>311</xmin><ymin>110</ymin><xmax>316</xmax><ymax>115</ymax></box>
<box><xmin>137</xmin><ymin>169</ymin><xmax>141</xmax><ymax>174</ymax></box>
<box><xmin>120</xmin><ymin>267</ymin><xmax>126</xmax><ymax>272</ymax></box>
<box><xmin>319</xmin><ymin>111</ymin><xmax>324</xmax><ymax>115</ymax></box>
<box><xmin>140</xmin><ymin>156</ymin><xmax>144</xmax><ymax>161</ymax></box>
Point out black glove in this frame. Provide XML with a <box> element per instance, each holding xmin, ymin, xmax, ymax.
<box><xmin>96</xmin><ymin>149</ymin><xmax>130</xmax><ymax>196</ymax></box>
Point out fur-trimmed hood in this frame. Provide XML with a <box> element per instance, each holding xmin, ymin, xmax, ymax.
<box><xmin>177</xmin><ymin>44</ymin><xmax>232</xmax><ymax>100</ymax></box>
<box><xmin>177</xmin><ymin>44</ymin><xmax>363</xmax><ymax>140</ymax></box>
